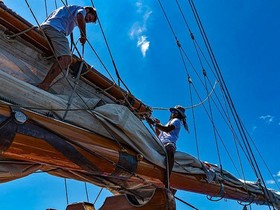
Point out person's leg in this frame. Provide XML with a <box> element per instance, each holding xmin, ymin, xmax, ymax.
<box><xmin>165</xmin><ymin>144</ymin><xmax>175</xmax><ymax>176</ymax></box>
<box><xmin>37</xmin><ymin>55</ymin><xmax>72</xmax><ymax>90</ymax></box>
<box><xmin>38</xmin><ymin>26</ymin><xmax>71</xmax><ymax>90</ymax></box>
<box><xmin>164</xmin><ymin>144</ymin><xmax>175</xmax><ymax>188</ymax></box>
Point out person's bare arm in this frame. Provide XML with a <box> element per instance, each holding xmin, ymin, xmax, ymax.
<box><xmin>155</xmin><ymin>123</ymin><xmax>175</xmax><ymax>133</ymax></box>
<box><xmin>77</xmin><ymin>13</ymin><xmax>86</xmax><ymax>45</ymax></box>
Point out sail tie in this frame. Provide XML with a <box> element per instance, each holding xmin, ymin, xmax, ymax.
<box><xmin>5</xmin><ymin>26</ymin><xmax>37</xmax><ymax>40</ymax></box>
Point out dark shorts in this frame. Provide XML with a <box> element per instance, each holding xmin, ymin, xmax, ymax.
<box><xmin>164</xmin><ymin>142</ymin><xmax>176</xmax><ymax>152</ymax></box>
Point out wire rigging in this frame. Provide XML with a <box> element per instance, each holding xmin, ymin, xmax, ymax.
<box><xmin>158</xmin><ymin>0</ymin><xmax>273</xmax><ymax>195</ymax></box>
<box><xmin>22</xmin><ymin>0</ymin><xmax>161</xmax><ymax>202</ymax></box>
<box><xmin>187</xmin><ymin>0</ymin><xmax>274</xmax><ymax>207</ymax></box>
<box><xmin>44</xmin><ymin>0</ymin><xmax>48</xmax><ymax>18</ymax></box>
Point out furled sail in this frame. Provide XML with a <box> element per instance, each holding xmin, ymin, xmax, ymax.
<box><xmin>0</xmin><ymin>2</ymin><xmax>279</xmax><ymax>209</ymax></box>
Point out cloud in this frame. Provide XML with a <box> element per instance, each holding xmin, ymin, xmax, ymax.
<box><xmin>267</xmin><ymin>180</ymin><xmax>276</xmax><ymax>184</ymax></box>
<box><xmin>129</xmin><ymin>1</ymin><xmax>152</xmax><ymax>57</ymax></box>
<box><xmin>266</xmin><ymin>171</ymin><xmax>280</xmax><ymax>184</ymax></box>
<box><xmin>137</xmin><ymin>36</ymin><xmax>150</xmax><ymax>57</ymax></box>
<box><xmin>259</xmin><ymin>115</ymin><xmax>274</xmax><ymax>124</ymax></box>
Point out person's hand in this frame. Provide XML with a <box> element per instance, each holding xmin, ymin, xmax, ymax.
<box><xmin>146</xmin><ymin>117</ymin><xmax>154</xmax><ymax>125</ymax></box>
<box><xmin>154</xmin><ymin>118</ymin><xmax>160</xmax><ymax>124</ymax></box>
<box><xmin>80</xmin><ymin>36</ymin><xmax>86</xmax><ymax>45</ymax></box>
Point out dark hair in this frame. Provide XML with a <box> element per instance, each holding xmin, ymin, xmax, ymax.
<box><xmin>84</xmin><ymin>6</ymin><xmax>97</xmax><ymax>22</ymax></box>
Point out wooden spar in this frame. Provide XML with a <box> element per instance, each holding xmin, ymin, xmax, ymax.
<box><xmin>0</xmin><ymin>3</ymin><xmax>279</xmax><ymax>209</ymax></box>
<box><xmin>0</xmin><ymin>103</ymin><xmax>165</xmax><ymax>184</ymax></box>
<box><xmin>0</xmin><ymin>103</ymin><xmax>270</xmax><ymax>205</ymax></box>
<box><xmin>0</xmin><ymin>5</ymin><xmax>52</xmax><ymax>55</ymax></box>
<box><xmin>0</xmin><ymin>3</ymin><xmax>151</xmax><ymax>117</ymax></box>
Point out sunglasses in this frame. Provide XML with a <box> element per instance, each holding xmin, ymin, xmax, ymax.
<box><xmin>171</xmin><ymin>110</ymin><xmax>178</xmax><ymax>114</ymax></box>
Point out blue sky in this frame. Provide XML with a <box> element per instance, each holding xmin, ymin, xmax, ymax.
<box><xmin>1</xmin><ymin>0</ymin><xmax>280</xmax><ymax>210</ymax></box>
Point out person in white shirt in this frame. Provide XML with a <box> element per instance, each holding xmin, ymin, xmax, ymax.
<box><xmin>147</xmin><ymin>105</ymin><xmax>189</xmax><ymax>188</ymax></box>
<box><xmin>37</xmin><ymin>5</ymin><xmax>97</xmax><ymax>91</ymax></box>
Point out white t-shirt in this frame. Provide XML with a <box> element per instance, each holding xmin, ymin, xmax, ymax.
<box><xmin>158</xmin><ymin>118</ymin><xmax>181</xmax><ymax>145</ymax></box>
<box><xmin>41</xmin><ymin>5</ymin><xmax>86</xmax><ymax>36</ymax></box>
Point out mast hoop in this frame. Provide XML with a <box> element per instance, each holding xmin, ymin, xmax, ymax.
<box><xmin>206</xmin><ymin>183</ymin><xmax>225</xmax><ymax>202</ymax></box>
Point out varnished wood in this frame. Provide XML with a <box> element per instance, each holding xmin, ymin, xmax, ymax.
<box><xmin>0</xmin><ymin>5</ymin><xmax>151</xmax><ymax>117</ymax></box>
<box><xmin>0</xmin><ymin>103</ymin><xmax>270</xmax><ymax>204</ymax></box>
<box><xmin>99</xmin><ymin>188</ymin><xmax>175</xmax><ymax>210</ymax></box>
<box><xmin>66</xmin><ymin>202</ymin><xmax>95</xmax><ymax>210</ymax></box>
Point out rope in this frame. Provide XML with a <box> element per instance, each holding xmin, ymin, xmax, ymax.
<box><xmin>175</xmin><ymin>196</ymin><xmax>199</xmax><ymax>210</ymax></box>
<box><xmin>152</xmin><ymin>80</ymin><xmax>218</xmax><ymax>111</ymax></box>
<box><xmin>64</xmin><ymin>178</ymin><xmax>69</xmax><ymax>205</ymax></box>
<box><xmin>6</xmin><ymin>26</ymin><xmax>37</xmax><ymax>39</ymax></box>
<box><xmin>204</xmin><ymin>75</ymin><xmax>223</xmax><ymax>170</ymax></box>
<box><xmin>188</xmin><ymin>77</ymin><xmax>200</xmax><ymax>160</ymax></box>
<box><xmin>93</xmin><ymin>188</ymin><xmax>103</xmax><ymax>205</ymax></box>
<box><xmin>57</xmin><ymin>0</ymin><xmax>139</xmax><ymax>117</ymax></box>
<box><xmin>62</xmin><ymin>53</ymin><xmax>85</xmax><ymax>120</ymax></box>
<box><xmin>24</xmin><ymin>0</ymin><xmax>75</xmax><ymax>94</ymax></box>
<box><xmin>159</xmin><ymin>0</ymin><xmax>272</xmax><ymax>201</ymax></box>
<box><xmin>44</xmin><ymin>0</ymin><xmax>48</xmax><ymax>18</ymax></box>
<box><xmin>187</xmin><ymin>0</ymin><xmax>274</xmax><ymax>207</ymax></box>
<box><xmin>84</xmin><ymin>182</ymin><xmax>90</xmax><ymax>202</ymax></box>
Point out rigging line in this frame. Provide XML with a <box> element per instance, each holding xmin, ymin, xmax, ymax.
<box><xmin>175</xmin><ymin>0</ymin><xmax>208</xmax><ymax>74</ymax></box>
<box><xmin>204</xmin><ymin>76</ymin><xmax>223</xmax><ymax>170</ymax></box>
<box><xmin>215</xmin><ymin>77</ymin><xmax>247</xmax><ymax>183</ymax></box>
<box><xmin>188</xmin><ymin>77</ymin><xmax>200</xmax><ymax>160</ymax></box>
<box><xmin>93</xmin><ymin>188</ymin><xmax>103</xmax><ymax>205</ymax></box>
<box><xmin>57</xmin><ymin>1</ymin><xmax>136</xmax><ymax>115</ymax></box>
<box><xmin>177</xmin><ymin>38</ymin><xmax>202</xmax><ymax>160</ymax></box>
<box><xmin>89</xmin><ymin>0</ymin><xmax>95</xmax><ymax>7</ymax></box>
<box><xmin>56</xmin><ymin>1</ymin><xmax>134</xmax><ymax>119</ymax></box>
<box><xmin>62</xmin><ymin>58</ymin><xmax>85</xmax><ymax>120</ymax></box>
<box><xmin>44</xmin><ymin>0</ymin><xmax>48</xmax><ymax>18</ymax></box>
<box><xmin>175</xmin><ymin>0</ymin><xmax>192</xmax><ymax>33</ymax></box>
<box><xmin>153</xmin><ymin>79</ymin><xmax>218</xmax><ymax>111</ymax></box>
<box><xmin>24</xmin><ymin>0</ymin><xmax>82</xmax><ymax>96</ymax></box>
<box><xmin>97</xmin><ymin>18</ymin><xmax>124</xmax><ymax>89</ymax></box>
<box><xmin>180</xmin><ymin>46</ymin><xmax>209</xmax><ymax>89</ymax></box>
<box><xmin>176</xmin><ymin>0</ymin><xmax>218</xmax><ymax>80</ymax></box>
<box><xmin>197</xmin><ymin>78</ymin><xmax>255</xmax><ymax>179</ymax></box>
<box><xmin>175</xmin><ymin>196</ymin><xmax>199</xmax><ymax>210</ymax></box>
<box><xmin>50</xmin><ymin>38</ymin><xmax>80</xmax><ymax>88</ymax></box>
<box><xmin>243</xmin><ymin>124</ymin><xmax>280</xmax><ymax>191</ymax></box>
<box><xmin>54</xmin><ymin>0</ymin><xmax>58</xmax><ymax>9</ymax></box>
<box><xmin>187</xmin><ymin>0</ymin><xmax>241</xmax><ymax>151</ymax></box>
<box><xmin>89</xmin><ymin>0</ymin><xmax>131</xmax><ymax>93</ymax></box>
<box><xmin>84</xmin><ymin>182</ymin><xmax>90</xmax><ymax>202</ymax></box>
<box><xmin>157</xmin><ymin>0</ymin><xmax>178</xmax><ymax>39</ymax></box>
<box><xmin>176</xmin><ymin>0</ymin><xmax>219</xmax><ymax>80</ymax></box>
<box><xmin>194</xmin><ymin>39</ymin><xmax>219</xmax><ymax>79</ymax></box>
<box><xmin>64</xmin><ymin>178</ymin><xmax>69</xmax><ymax>205</ymax></box>
<box><xmin>236</xmin><ymin>120</ymin><xmax>275</xmax><ymax>207</ymax></box>
<box><xmin>187</xmin><ymin>0</ymin><xmax>273</xmax><ymax>203</ymax></box>
<box><xmin>190</xmin><ymin>83</ymin><xmax>242</xmax><ymax>176</ymax></box>
<box><xmin>5</xmin><ymin>26</ymin><xmax>37</xmax><ymax>39</ymax></box>
<box><xmin>88</xmin><ymin>5</ymin><xmax>136</xmax><ymax>113</ymax></box>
